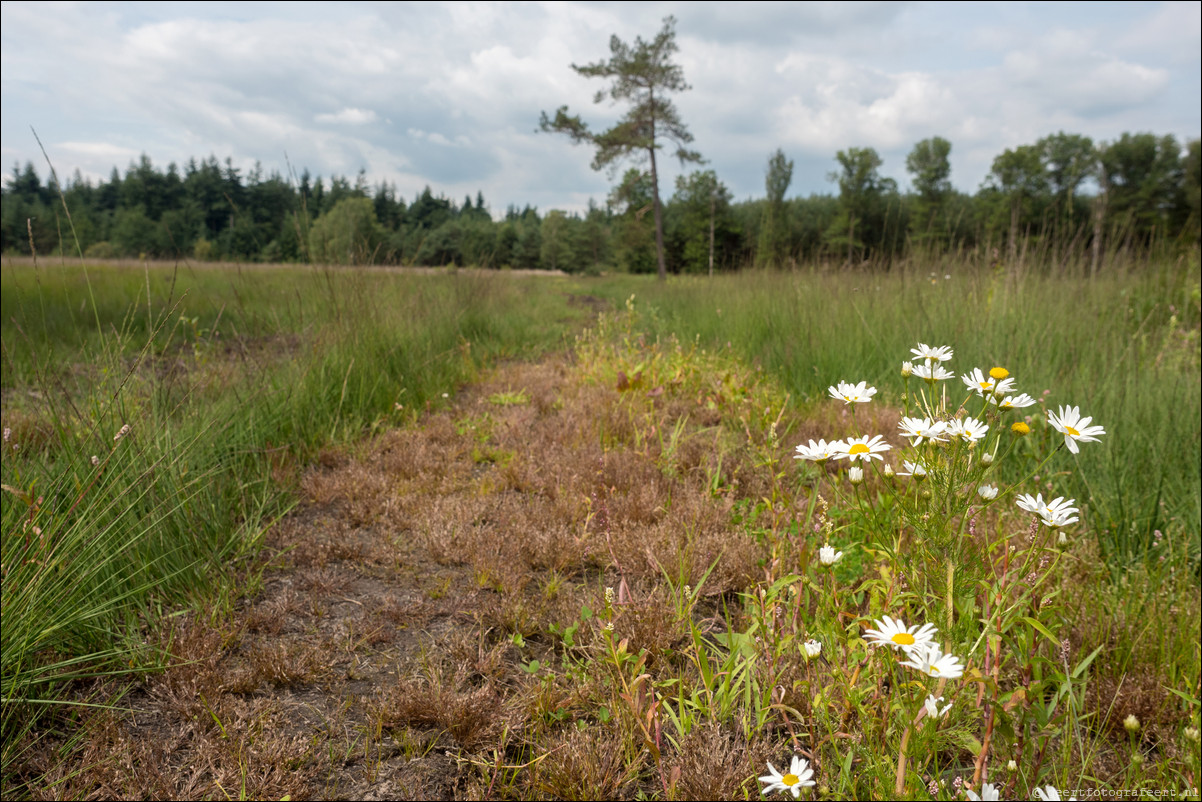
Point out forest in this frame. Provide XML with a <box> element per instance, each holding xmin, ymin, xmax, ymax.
<box><xmin>2</xmin><ymin>130</ymin><xmax>1199</xmax><ymax>272</ymax></box>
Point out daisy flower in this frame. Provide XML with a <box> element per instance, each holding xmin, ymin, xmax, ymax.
<box><xmin>900</xmin><ymin>644</ymin><xmax>965</xmax><ymax>679</ymax></box>
<box><xmin>819</xmin><ymin>544</ymin><xmax>843</xmax><ymax>565</ymax></box>
<box><xmin>897</xmin><ymin>460</ymin><xmax>928</xmax><ymax>478</ymax></box>
<box><xmin>794</xmin><ymin>439</ymin><xmax>845</xmax><ymax>463</ymax></box>
<box><xmin>898</xmin><ymin>416</ymin><xmax>947</xmax><ymax>445</ymax></box>
<box><xmin>838</xmin><ymin>434</ymin><xmax>892</xmax><ymax>463</ymax></box>
<box><xmin>966</xmin><ymin>783</ymin><xmax>1000</xmax><ymax>801</ymax></box>
<box><xmin>962</xmin><ymin>369</ymin><xmax>1015</xmax><ymax>398</ymax></box>
<box><xmin>1047</xmin><ymin>405</ymin><xmax>1105</xmax><ymax>454</ymax></box>
<box><xmin>913</xmin><ymin>363</ymin><xmax>954</xmax><ymax>382</ymax></box>
<box><xmin>924</xmin><ymin>694</ymin><xmax>952</xmax><ymax>720</ymax></box>
<box><xmin>978</xmin><ymin>484</ymin><xmax>999</xmax><ymax>500</ymax></box>
<box><xmin>993</xmin><ymin>392</ymin><xmax>1037</xmax><ymax>410</ymax></box>
<box><xmin>863</xmin><ymin>616</ymin><xmax>937</xmax><ymax>652</ymax></box>
<box><xmin>828</xmin><ymin>381</ymin><xmax>877</xmax><ymax>404</ymax></box>
<box><xmin>947</xmin><ymin>417</ymin><xmax>989</xmax><ymax>444</ymax></box>
<box><xmin>803</xmin><ymin>639</ymin><xmax>822</xmax><ymax>659</ymax></box>
<box><xmin>911</xmin><ymin>343</ymin><xmax>954</xmax><ymax>363</ymax></box>
<box><xmin>1016</xmin><ymin>494</ymin><xmax>1079</xmax><ymax>528</ymax></box>
<box><xmin>759</xmin><ymin>755</ymin><xmax>815</xmax><ymax>798</ymax></box>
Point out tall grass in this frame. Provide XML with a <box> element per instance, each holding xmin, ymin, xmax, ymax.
<box><xmin>591</xmin><ymin>258</ymin><xmax>1202</xmax><ymax>566</ymax></box>
<box><xmin>0</xmin><ymin>261</ymin><xmax>583</xmax><ymax>771</ymax></box>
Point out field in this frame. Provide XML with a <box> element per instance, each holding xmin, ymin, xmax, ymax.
<box><xmin>1</xmin><ymin>257</ymin><xmax>1199</xmax><ymax>800</ymax></box>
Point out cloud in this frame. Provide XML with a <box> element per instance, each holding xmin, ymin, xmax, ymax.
<box><xmin>1</xmin><ymin>1</ymin><xmax>1197</xmax><ymax>212</ymax></box>
<box><xmin>315</xmin><ymin>108</ymin><xmax>378</xmax><ymax>126</ymax></box>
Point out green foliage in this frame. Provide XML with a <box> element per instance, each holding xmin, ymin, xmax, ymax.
<box><xmin>757</xmin><ymin>150</ymin><xmax>794</xmax><ymax>268</ymax></box>
<box><xmin>309</xmin><ymin>197</ymin><xmax>386</xmax><ymax>265</ymax></box>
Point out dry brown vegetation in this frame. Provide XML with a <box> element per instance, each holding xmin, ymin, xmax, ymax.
<box><xmin>9</xmin><ymin>328</ymin><xmax>807</xmax><ymax>799</ymax></box>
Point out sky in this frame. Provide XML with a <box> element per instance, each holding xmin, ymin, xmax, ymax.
<box><xmin>2</xmin><ymin>1</ymin><xmax>1199</xmax><ymax>218</ymax></box>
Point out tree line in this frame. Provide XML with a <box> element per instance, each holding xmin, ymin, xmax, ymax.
<box><xmin>3</xmin><ymin>129</ymin><xmax>1197</xmax><ymax>273</ymax></box>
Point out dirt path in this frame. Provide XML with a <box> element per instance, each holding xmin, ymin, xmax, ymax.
<box><xmin>24</xmin><ymin>339</ymin><xmax>781</xmax><ymax>800</ymax></box>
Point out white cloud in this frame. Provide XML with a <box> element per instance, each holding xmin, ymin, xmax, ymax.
<box><xmin>1</xmin><ymin>0</ymin><xmax>1197</xmax><ymax>211</ymax></box>
<box><xmin>315</xmin><ymin>108</ymin><xmax>378</xmax><ymax>126</ymax></box>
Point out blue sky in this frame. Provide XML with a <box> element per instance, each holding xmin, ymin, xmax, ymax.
<box><xmin>2</xmin><ymin>1</ymin><xmax>1198</xmax><ymax>217</ymax></box>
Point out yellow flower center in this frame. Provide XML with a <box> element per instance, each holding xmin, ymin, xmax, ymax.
<box><xmin>783</xmin><ymin>774</ymin><xmax>799</xmax><ymax>787</ymax></box>
<box><xmin>990</xmin><ymin>367</ymin><xmax>1009</xmax><ymax>380</ymax></box>
<box><xmin>930</xmin><ymin>666</ymin><xmax>940</xmax><ymax>674</ymax></box>
<box><xmin>891</xmin><ymin>633</ymin><xmax>916</xmax><ymax>646</ymax></box>
<box><xmin>1064</xmin><ymin>425</ymin><xmax>1080</xmax><ymax>436</ymax></box>
<box><xmin>1012</xmin><ymin>422</ymin><xmax>1030</xmax><ymax>435</ymax></box>
<box><xmin>849</xmin><ymin>443</ymin><xmax>870</xmax><ymax>455</ymax></box>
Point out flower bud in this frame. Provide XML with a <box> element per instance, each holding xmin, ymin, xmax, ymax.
<box><xmin>848</xmin><ymin>466</ymin><xmax>864</xmax><ymax>485</ymax></box>
<box><xmin>803</xmin><ymin>639</ymin><xmax>821</xmax><ymax>659</ymax></box>
<box><xmin>1124</xmin><ymin>714</ymin><xmax>1141</xmax><ymax>733</ymax></box>
<box><xmin>1011</xmin><ymin>422</ymin><xmax>1031</xmax><ymax>436</ymax></box>
<box><xmin>980</xmin><ymin>451</ymin><xmax>995</xmax><ymax>466</ymax></box>
<box><xmin>883</xmin><ymin>463</ymin><xmax>895</xmax><ymax>478</ymax></box>
<box><xmin>901</xmin><ymin>361</ymin><xmax>913</xmax><ymax>377</ymax></box>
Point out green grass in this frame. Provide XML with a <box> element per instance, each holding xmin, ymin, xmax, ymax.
<box><xmin>590</xmin><ymin>263</ymin><xmax>1202</xmax><ymax>566</ymax></box>
<box><xmin>2</xmin><ymin>255</ymin><xmax>1199</xmax><ymax>795</ymax></box>
<box><xmin>0</xmin><ymin>262</ymin><xmax>588</xmax><ymax>771</ymax></box>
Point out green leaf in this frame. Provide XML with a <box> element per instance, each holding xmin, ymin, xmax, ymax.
<box><xmin>1071</xmin><ymin>644</ymin><xmax>1105</xmax><ymax>680</ymax></box>
<box><xmin>1022</xmin><ymin>616</ymin><xmax>1060</xmax><ymax>646</ymax></box>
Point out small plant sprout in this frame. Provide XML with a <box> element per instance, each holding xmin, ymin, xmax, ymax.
<box><xmin>863</xmin><ymin>616</ymin><xmax>938</xmax><ymax>653</ymax></box>
<box><xmin>966</xmin><ymin>782</ymin><xmax>1001</xmax><ymax>801</ymax></box>
<box><xmin>759</xmin><ymin>755</ymin><xmax>815</xmax><ymax>797</ymax></box>
<box><xmin>1047</xmin><ymin>405</ymin><xmax>1106</xmax><ymax>454</ymax></box>
<box><xmin>978</xmin><ymin>484</ymin><xmax>999</xmax><ymax>501</ymax></box>
<box><xmin>803</xmin><ymin>639</ymin><xmax>822</xmax><ymax>659</ymax></box>
<box><xmin>924</xmin><ymin>694</ymin><xmax>952</xmax><ymax>720</ymax></box>
<box><xmin>899</xmin><ymin>644</ymin><xmax>965</xmax><ymax>679</ymax></box>
<box><xmin>819</xmin><ymin>544</ymin><xmax>843</xmax><ymax>566</ymax></box>
<box><xmin>828</xmin><ymin>380</ymin><xmax>877</xmax><ymax>404</ymax></box>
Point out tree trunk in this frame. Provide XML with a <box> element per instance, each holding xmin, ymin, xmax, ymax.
<box><xmin>649</xmin><ymin>144</ymin><xmax>667</xmax><ymax>280</ymax></box>
<box><xmin>1091</xmin><ymin>170</ymin><xmax>1107</xmax><ymax>279</ymax></box>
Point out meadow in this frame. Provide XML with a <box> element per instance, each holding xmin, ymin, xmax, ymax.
<box><xmin>1</xmin><ymin>255</ymin><xmax>1199</xmax><ymax>799</ymax></box>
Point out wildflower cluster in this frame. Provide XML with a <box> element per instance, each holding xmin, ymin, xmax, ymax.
<box><xmin>759</xmin><ymin>340</ymin><xmax>1108</xmax><ymax>798</ymax></box>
